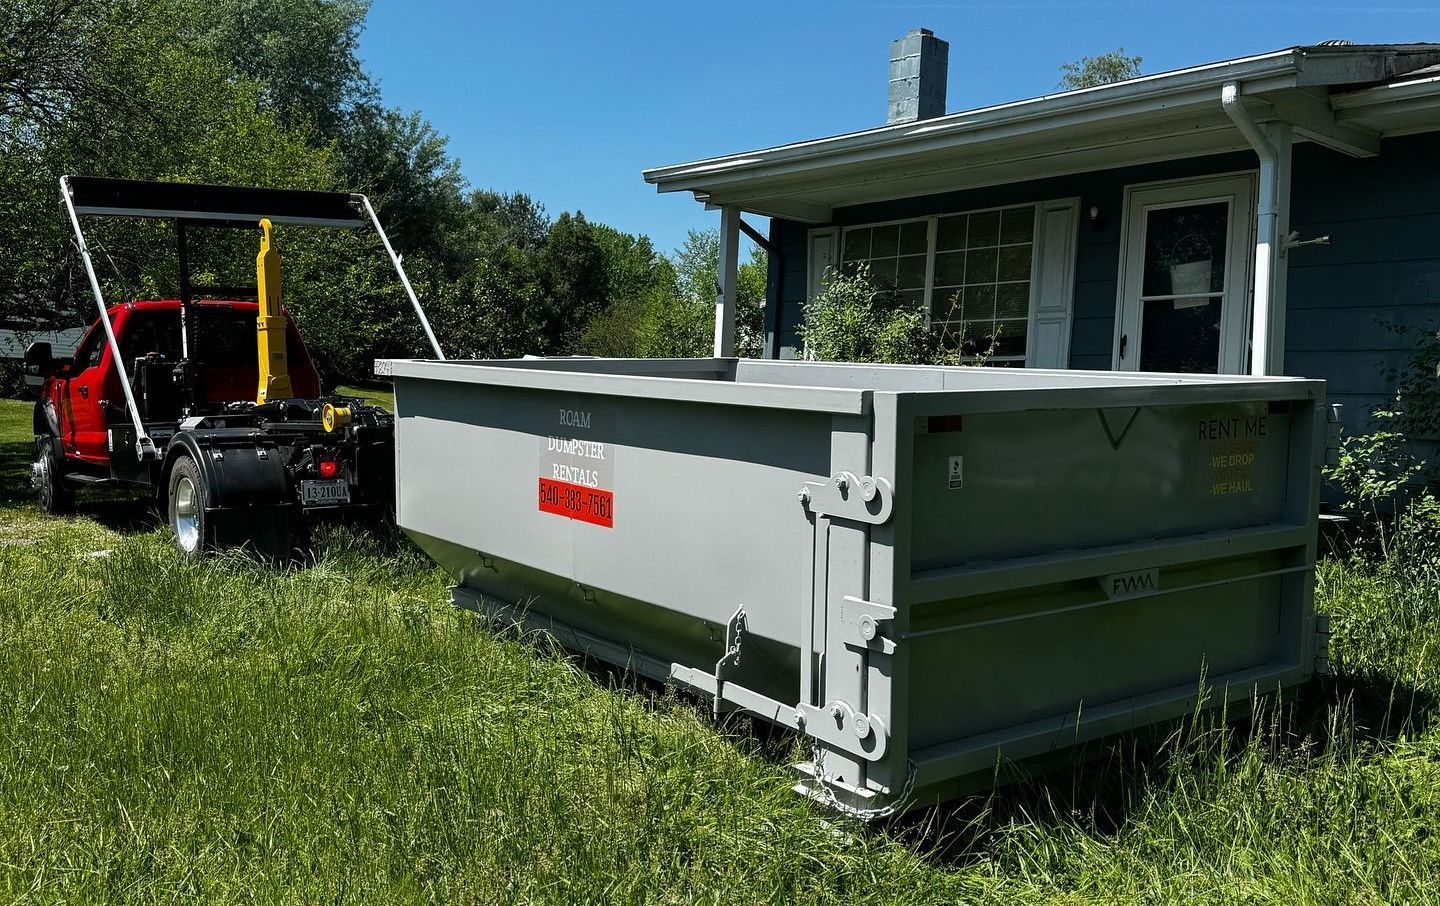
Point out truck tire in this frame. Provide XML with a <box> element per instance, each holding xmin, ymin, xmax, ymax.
<box><xmin>32</xmin><ymin>435</ymin><xmax>74</xmax><ymax>515</ymax></box>
<box><xmin>167</xmin><ymin>456</ymin><xmax>209</xmax><ymax>557</ymax></box>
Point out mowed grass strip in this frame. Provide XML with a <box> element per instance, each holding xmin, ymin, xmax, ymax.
<box><xmin>2</xmin><ymin>397</ymin><xmax>1440</xmax><ymax>903</ymax></box>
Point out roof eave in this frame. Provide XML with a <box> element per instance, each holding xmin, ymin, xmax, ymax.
<box><xmin>641</xmin><ymin>49</ymin><xmax>1304</xmax><ymax>191</ymax></box>
<box><xmin>643</xmin><ymin>45</ymin><xmax>1440</xmax><ymax>201</ymax></box>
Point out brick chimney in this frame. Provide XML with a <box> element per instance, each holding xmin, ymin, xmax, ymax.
<box><xmin>888</xmin><ymin>28</ymin><xmax>949</xmax><ymax>125</ymax></box>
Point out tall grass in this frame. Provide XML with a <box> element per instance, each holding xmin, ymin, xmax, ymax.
<box><xmin>2</xmin><ymin>395</ymin><xmax>1440</xmax><ymax>903</ymax></box>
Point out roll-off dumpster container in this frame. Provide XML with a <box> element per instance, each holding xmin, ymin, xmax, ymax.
<box><xmin>379</xmin><ymin>357</ymin><xmax>1335</xmax><ymax>816</ymax></box>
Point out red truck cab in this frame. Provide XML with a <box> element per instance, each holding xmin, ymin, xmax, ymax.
<box><xmin>37</xmin><ymin>299</ymin><xmax>320</xmax><ymax>467</ymax></box>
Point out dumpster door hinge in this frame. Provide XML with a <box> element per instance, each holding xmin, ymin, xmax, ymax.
<box><xmin>1313</xmin><ymin>611</ymin><xmax>1331</xmax><ymax>675</ymax></box>
<box><xmin>1324</xmin><ymin>404</ymin><xmax>1344</xmax><ymax>469</ymax></box>
<box><xmin>713</xmin><ymin>607</ymin><xmax>746</xmax><ymax>718</ymax></box>
<box><xmin>799</xmin><ymin>471</ymin><xmax>893</xmax><ymax>525</ymax></box>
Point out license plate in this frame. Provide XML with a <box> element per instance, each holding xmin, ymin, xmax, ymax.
<box><xmin>301</xmin><ymin>479</ymin><xmax>350</xmax><ymax>507</ymax></box>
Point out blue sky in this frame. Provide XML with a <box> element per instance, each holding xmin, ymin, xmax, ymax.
<box><xmin>359</xmin><ymin>0</ymin><xmax>1440</xmax><ymax>255</ymax></box>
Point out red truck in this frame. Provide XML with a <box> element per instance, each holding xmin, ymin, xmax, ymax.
<box><xmin>25</xmin><ymin>177</ymin><xmax>445</xmax><ymax>559</ymax></box>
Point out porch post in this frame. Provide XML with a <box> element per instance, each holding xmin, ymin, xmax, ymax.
<box><xmin>714</xmin><ymin>205</ymin><xmax>740</xmax><ymax>358</ymax></box>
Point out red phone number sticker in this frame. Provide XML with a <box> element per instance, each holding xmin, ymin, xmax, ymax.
<box><xmin>538</xmin><ymin>477</ymin><xmax>614</xmax><ymax>528</ymax></box>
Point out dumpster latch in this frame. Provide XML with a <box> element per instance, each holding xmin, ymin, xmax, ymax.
<box><xmin>839</xmin><ymin>595</ymin><xmax>896</xmax><ymax>654</ymax></box>
<box><xmin>799</xmin><ymin>471</ymin><xmax>894</xmax><ymax>525</ymax></box>
<box><xmin>796</xmin><ymin>700</ymin><xmax>889</xmax><ymax>761</ymax></box>
<box><xmin>713</xmin><ymin>606</ymin><xmax>746</xmax><ymax>718</ymax></box>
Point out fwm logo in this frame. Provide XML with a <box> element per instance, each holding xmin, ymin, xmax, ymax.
<box><xmin>1099</xmin><ymin>568</ymin><xmax>1159</xmax><ymax>599</ymax></box>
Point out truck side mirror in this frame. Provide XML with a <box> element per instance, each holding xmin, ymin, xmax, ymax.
<box><xmin>23</xmin><ymin>341</ymin><xmax>70</xmax><ymax>377</ymax></box>
<box><xmin>23</xmin><ymin>341</ymin><xmax>54</xmax><ymax>376</ymax></box>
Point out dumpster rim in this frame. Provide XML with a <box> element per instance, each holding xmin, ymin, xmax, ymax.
<box><xmin>382</xmin><ymin>358</ymin><xmax>871</xmax><ymax>415</ymax></box>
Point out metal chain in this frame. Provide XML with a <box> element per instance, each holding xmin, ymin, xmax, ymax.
<box><xmin>808</xmin><ymin>743</ymin><xmax>918</xmax><ymax>822</ymax></box>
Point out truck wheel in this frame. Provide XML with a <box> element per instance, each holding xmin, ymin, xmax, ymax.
<box><xmin>168</xmin><ymin>456</ymin><xmax>209</xmax><ymax>557</ymax></box>
<box><xmin>32</xmin><ymin>435</ymin><xmax>74</xmax><ymax>515</ymax></box>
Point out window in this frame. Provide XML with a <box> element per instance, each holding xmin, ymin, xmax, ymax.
<box><xmin>71</xmin><ymin>325</ymin><xmax>106</xmax><ymax>371</ymax></box>
<box><xmin>841</xmin><ymin>219</ymin><xmax>929</xmax><ymax>310</ymax></box>
<box><xmin>930</xmin><ymin>206</ymin><xmax>1034</xmax><ymax>362</ymax></box>
<box><xmin>839</xmin><ymin>204</ymin><xmax>1039</xmax><ymax>364</ymax></box>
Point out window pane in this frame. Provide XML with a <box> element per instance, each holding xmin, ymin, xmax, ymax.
<box><xmin>869</xmin><ymin>256</ymin><xmax>898</xmax><ymax>289</ymax></box>
<box><xmin>934</xmin><ymin>251</ymin><xmax>965</xmax><ymax>287</ymax></box>
<box><xmin>871</xmin><ymin>224</ymin><xmax>900</xmax><ymax>258</ymax></box>
<box><xmin>1000</xmin><ymin>207</ymin><xmax>1036</xmax><ymax>244</ymax></box>
<box><xmin>963</xmin><ymin>320</ymin><xmax>995</xmax><ymax>352</ymax></box>
<box><xmin>843</xmin><ymin>229</ymin><xmax>870</xmax><ymax>263</ymax></box>
<box><xmin>967</xmin><ymin>210</ymin><xmax>1001</xmax><ymax>248</ymax></box>
<box><xmin>936</xmin><ymin>216</ymin><xmax>967</xmax><ymax>251</ymax></box>
<box><xmin>898</xmin><ymin>290</ymin><xmax>925</xmax><ymax>309</ymax></box>
<box><xmin>965</xmin><ymin>284</ymin><xmax>997</xmax><ymax>320</ymax></box>
<box><xmin>997</xmin><ymin>243</ymin><xmax>1033</xmax><ymax>281</ymax></box>
<box><xmin>1140</xmin><ymin>296</ymin><xmax>1221</xmax><ymax>373</ymax></box>
<box><xmin>897</xmin><ymin>254</ymin><xmax>927</xmax><ymax>290</ymax></box>
<box><xmin>992</xmin><ymin>321</ymin><xmax>1028</xmax><ymax>358</ymax></box>
<box><xmin>899</xmin><ymin>220</ymin><xmax>928</xmax><ymax>255</ymax></box>
<box><xmin>965</xmin><ymin>246</ymin><xmax>998</xmax><ymax>285</ymax></box>
<box><xmin>996</xmin><ymin>282</ymin><xmax>1030</xmax><ymax>319</ymax></box>
<box><xmin>931</xmin><ymin>286</ymin><xmax>963</xmax><ymax>320</ymax></box>
<box><xmin>1141</xmin><ymin>202</ymin><xmax>1228</xmax><ymax>296</ymax></box>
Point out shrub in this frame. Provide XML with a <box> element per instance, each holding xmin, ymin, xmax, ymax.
<box><xmin>799</xmin><ymin>268</ymin><xmax>995</xmax><ymax>366</ymax></box>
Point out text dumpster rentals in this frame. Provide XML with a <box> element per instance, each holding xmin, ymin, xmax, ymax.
<box><xmin>378</xmin><ymin>356</ymin><xmax>1334</xmax><ymax>816</ymax></box>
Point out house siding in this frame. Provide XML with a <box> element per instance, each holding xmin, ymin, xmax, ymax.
<box><xmin>1288</xmin><ymin>131</ymin><xmax>1440</xmax><ymax>439</ymax></box>
<box><xmin>767</xmin><ymin>150</ymin><xmax>1256</xmax><ymax>360</ymax></box>
<box><xmin>764</xmin><ymin>132</ymin><xmax>1440</xmax><ymax>440</ymax></box>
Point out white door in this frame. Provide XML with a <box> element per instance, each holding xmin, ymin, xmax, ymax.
<box><xmin>1114</xmin><ymin>174</ymin><xmax>1255</xmax><ymax>374</ymax></box>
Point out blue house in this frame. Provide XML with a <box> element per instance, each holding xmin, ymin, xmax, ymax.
<box><xmin>643</xmin><ymin>33</ymin><xmax>1440</xmax><ymax>443</ymax></box>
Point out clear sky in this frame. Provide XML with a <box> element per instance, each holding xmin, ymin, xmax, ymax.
<box><xmin>359</xmin><ymin>0</ymin><xmax>1440</xmax><ymax>255</ymax></box>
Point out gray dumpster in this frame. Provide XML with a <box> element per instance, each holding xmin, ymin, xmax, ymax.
<box><xmin>379</xmin><ymin>357</ymin><xmax>1333</xmax><ymax>816</ymax></box>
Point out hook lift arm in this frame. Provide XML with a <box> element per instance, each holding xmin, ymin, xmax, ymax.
<box><xmin>60</xmin><ymin>176</ymin><xmax>157</xmax><ymax>460</ymax></box>
<box><xmin>57</xmin><ymin>176</ymin><xmax>448</xmax><ymax>461</ymax></box>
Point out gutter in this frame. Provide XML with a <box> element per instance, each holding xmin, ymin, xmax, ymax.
<box><xmin>1222</xmin><ymin>81</ymin><xmax>1288</xmax><ymax>377</ymax></box>
<box><xmin>644</xmin><ymin>50</ymin><xmax>1306</xmax><ymax>189</ymax></box>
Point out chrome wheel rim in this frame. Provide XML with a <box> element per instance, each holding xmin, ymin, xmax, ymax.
<box><xmin>174</xmin><ymin>475</ymin><xmax>200</xmax><ymax>552</ymax></box>
<box><xmin>32</xmin><ymin>451</ymin><xmax>50</xmax><ymax>506</ymax></box>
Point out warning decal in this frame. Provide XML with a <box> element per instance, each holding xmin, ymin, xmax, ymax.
<box><xmin>539</xmin><ymin>407</ymin><xmax>615</xmax><ymax>527</ymax></box>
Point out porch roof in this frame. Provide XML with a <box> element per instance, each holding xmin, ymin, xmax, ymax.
<box><xmin>642</xmin><ymin>44</ymin><xmax>1440</xmax><ymax>223</ymax></box>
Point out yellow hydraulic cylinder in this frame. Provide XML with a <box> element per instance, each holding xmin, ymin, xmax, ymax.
<box><xmin>255</xmin><ymin>218</ymin><xmax>294</xmax><ymax>403</ymax></box>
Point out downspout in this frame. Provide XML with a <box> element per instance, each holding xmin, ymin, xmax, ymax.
<box><xmin>1221</xmin><ymin>81</ymin><xmax>1284</xmax><ymax>376</ymax></box>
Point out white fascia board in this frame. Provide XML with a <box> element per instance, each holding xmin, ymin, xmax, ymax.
<box><xmin>642</xmin><ymin>50</ymin><xmax>1304</xmax><ymax>191</ymax></box>
<box><xmin>1333</xmin><ymin>73</ymin><xmax>1440</xmax><ymax>116</ymax></box>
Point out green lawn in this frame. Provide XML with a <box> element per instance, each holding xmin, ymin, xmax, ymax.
<box><xmin>2</xmin><ymin>395</ymin><xmax>1439</xmax><ymax>903</ymax></box>
<box><xmin>335</xmin><ymin>382</ymin><xmax>394</xmax><ymax>412</ymax></box>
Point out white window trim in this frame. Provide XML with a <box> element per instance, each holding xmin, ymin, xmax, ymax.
<box><xmin>805</xmin><ymin>226</ymin><xmax>839</xmax><ymax>302</ymax></box>
<box><xmin>1112</xmin><ymin>171</ymin><xmax>1258</xmax><ymax>374</ymax></box>
<box><xmin>830</xmin><ymin>200</ymin><xmax>1076</xmax><ymax>365</ymax></box>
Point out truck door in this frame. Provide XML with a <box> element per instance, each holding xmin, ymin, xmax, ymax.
<box><xmin>63</xmin><ymin>325</ymin><xmax>110</xmax><ymax>463</ymax></box>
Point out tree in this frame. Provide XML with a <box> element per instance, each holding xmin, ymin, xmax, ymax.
<box><xmin>1059</xmin><ymin>48</ymin><xmax>1142</xmax><ymax>90</ymax></box>
<box><xmin>0</xmin><ymin>0</ymin><xmax>131</xmax><ymax>146</ymax></box>
<box><xmin>340</xmin><ymin>104</ymin><xmax>466</xmax><ymax>263</ymax></box>
<box><xmin>170</xmin><ymin>0</ymin><xmax>374</xmax><ymax>136</ymax></box>
<box><xmin>669</xmin><ymin>228</ymin><xmax>768</xmax><ymax>357</ymax></box>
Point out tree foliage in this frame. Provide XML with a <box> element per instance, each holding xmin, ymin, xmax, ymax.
<box><xmin>1059</xmin><ymin>48</ymin><xmax>1142</xmax><ymax>90</ymax></box>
